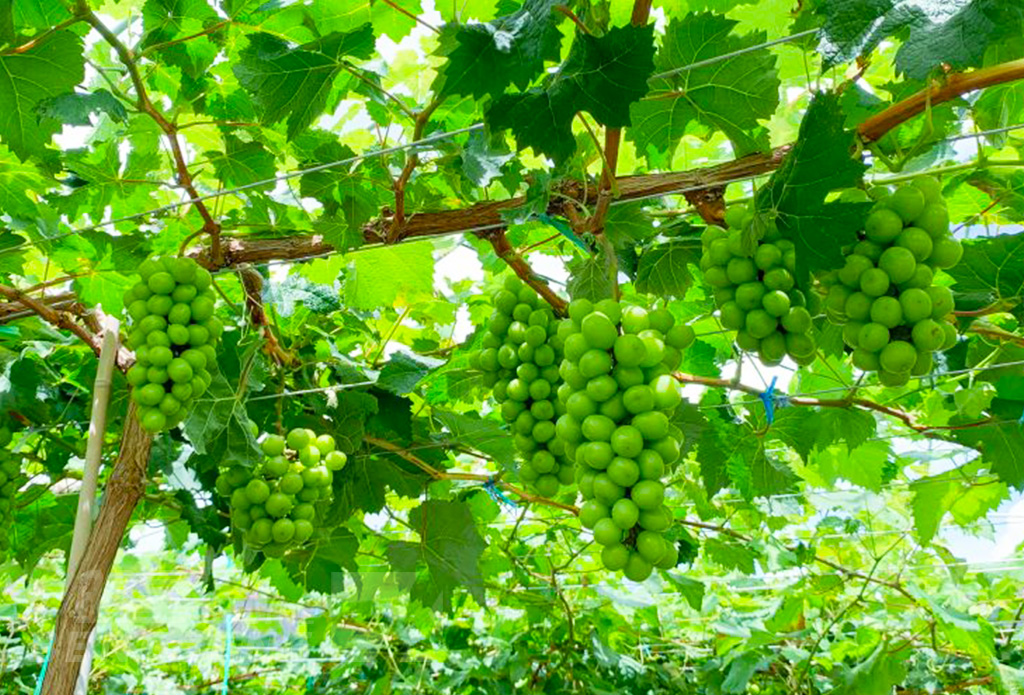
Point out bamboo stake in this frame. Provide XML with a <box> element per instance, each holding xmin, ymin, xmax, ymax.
<box><xmin>63</xmin><ymin>315</ymin><xmax>120</xmax><ymax>695</ymax></box>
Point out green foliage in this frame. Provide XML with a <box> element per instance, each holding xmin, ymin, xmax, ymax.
<box><xmin>487</xmin><ymin>24</ymin><xmax>657</xmax><ymax>162</ymax></box>
<box><xmin>758</xmin><ymin>94</ymin><xmax>872</xmax><ymax>286</ymax></box>
<box><xmin>630</xmin><ymin>13</ymin><xmax>779</xmax><ymax>161</ymax></box>
<box><xmin>1</xmin><ymin>0</ymin><xmax>1023</xmax><ymax>691</ymax></box>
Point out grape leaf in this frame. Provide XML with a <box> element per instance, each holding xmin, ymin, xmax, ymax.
<box><xmin>378</xmin><ymin>351</ymin><xmax>445</xmax><ymax>396</ymax></box>
<box><xmin>704</xmin><ymin>538</ymin><xmax>757</xmax><ymax>574</ymax></box>
<box><xmin>234</xmin><ymin>26</ymin><xmax>375</xmax><ymax>138</ymax></box>
<box><xmin>487</xmin><ymin>24</ymin><xmax>656</xmax><ymax>163</ymax></box>
<box><xmin>207</xmin><ymin>135</ymin><xmax>276</xmax><ymax>189</ymax></box>
<box><xmin>946</xmin><ymin>229</ymin><xmax>1024</xmax><ymax>312</ymax></box>
<box><xmin>345</xmin><ymin>241</ymin><xmax>435</xmax><ymax>311</ymax></box>
<box><xmin>432</xmin><ymin>410</ymin><xmax>517</xmax><ymax>472</ymax></box>
<box><xmin>566</xmin><ymin>252</ymin><xmax>616</xmax><ymax>302</ymax></box>
<box><xmin>835</xmin><ymin>642</ymin><xmax>908</xmax><ymax>695</ymax></box>
<box><xmin>34</xmin><ymin>89</ymin><xmax>127</xmax><ymax>126</ymax></box>
<box><xmin>460</xmin><ymin>129</ymin><xmax>514</xmax><ymax>188</ymax></box>
<box><xmin>284</xmin><ymin>526</ymin><xmax>361</xmax><ymax>593</ymax></box>
<box><xmin>0</xmin><ymin>30</ymin><xmax>84</xmax><ymax>160</ymax></box>
<box><xmin>952</xmin><ymin>401</ymin><xmax>1024</xmax><ymax>489</ymax></box>
<box><xmin>629</xmin><ymin>13</ymin><xmax>780</xmax><ymax>161</ymax></box>
<box><xmin>387</xmin><ymin>500</ymin><xmax>487</xmax><ymax>614</ymax></box>
<box><xmin>327</xmin><ymin>445</ymin><xmax>431</xmax><ymax>523</ymax></box>
<box><xmin>306</xmin><ymin>0</ymin><xmax>423</xmax><ymax>42</ymax></box>
<box><xmin>634</xmin><ymin>240</ymin><xmax>702</xmax><ymax>297</ymax></box>
<box><xmin>432</xmin><ymin>0</ymin><xmax>562</xmax><ymax>99</ymax></box>
<box><xmin>757</xmin><ymin>93</ymin><xmax>871</xmax><ymax>287</ymax></box>
<box><xmin>911</xmin><ymin>464</ymin><xmax>1008</xmax><ymax>544</ymax></box>
<box><xmin>817</xmin><ymin>0</ymin><xmax>1024</xmax><ymax>79</ymax></box>
<box><xmin>0</xmin><ymin>148</ymin><xmax>48</xmax><ymax>219</ymax></box>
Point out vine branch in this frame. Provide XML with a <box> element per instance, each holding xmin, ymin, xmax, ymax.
<box><xmin>479</xmin><ymin>229</ymin><xmax>569</xmax><ymax>316</ymax></box>
<box><xmin>238</xmin><ymin>267</ymin><xmax>297</xmax><ymax>367</ymax></box>
<box><xmin>365</xmin><ymin>436</ymin><xmax>579</xmax><ymax>514</ymax></box>
<box><xmin>80</xmin><ymin>8</ymin><xmax>223</xmax><ymax>262</ymax></box>
<box><xmin>672</xmin><ymin>371</ymin><xmax>992</xmax><ymax>433</ymax></box>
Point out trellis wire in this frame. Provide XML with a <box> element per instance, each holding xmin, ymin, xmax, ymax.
<box><xmin>2</xmin><ymin>26</ymin><xmax>1015</xmax><ymax>267</ymax></box>
<box><xmin>649</xmin><ymin>28</ymin><xmax>821</xmax><ymax>80</ymax></box>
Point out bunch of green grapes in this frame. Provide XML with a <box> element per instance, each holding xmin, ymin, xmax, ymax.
<box><xmin>700</xmin><ymin>207</ymin><xmax>819</xmax><ymax>365</ymax></box>
<box><xmin>123</xmin><ymin>257</ymin><xmax>223</xmax><ymax>434</ymax></box>
<box><xmin>216</xmin><ymin>427</ymin><xmax>347</xmax><ymax>557</ymax></box>
<box><xmin>0</xmin><ymin>429</ymin><xmax>21</xmax><ymax>557</ymax></box>
<box><xmin>821</xmin><ymin>177</ymin><xmax>960</xmax><ymax>386</ymax></box>
<box><xmin>556</xmin><ymin>298</ymin><xmax>693</xmax><ymax>582</ymax></box>
<box><xmin>471</xmin><ymin>276</ymin><xmax>572</xmax><ymax>497</ymax></box>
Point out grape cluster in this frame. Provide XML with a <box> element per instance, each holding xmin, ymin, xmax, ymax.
<box><xmin>0</xmin><ymin>428</ymin><xmax>21</xmax><ymax>558</ymax></box>
<box><xmin>217</xmin><ymin>428</ymin><xmax>347</xmax><ymax>557</ymax></box>
<box><xmin>821</xmin><ymin>178</ymin><xmax>960</xmax><ymax>386</ymax></box>
<box><xmin>124</xmin><ymin>257</ymin><xmax>222</xmax><ymax>434</ymax></box>
<box><xmin>557</xmin><ymin>298</ymin><xmax>692</xmax><ymax>582</ymax></box>
<box><xmin>700</xmin><ymin>206</ymin><xmax>819</xmax><ymax>365</ymax></box>
<box><xmin>471</xmin><ymin>276</ymin><xmax>572</xmax><ymax>496</ymax></box>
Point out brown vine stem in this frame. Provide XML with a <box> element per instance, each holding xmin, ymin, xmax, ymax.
<box><xmin>672</xmin><ymin>371</ymin><xmax>993</xmax><ymax>434</ymax></box>
<box><xmin>587</xmin><ymin>0</ymin><xmax>653</xmax><ymax>236</ymax></box>
<box><xmin>364</xmin><ymin>436</ymin><xmax>579</xmax><ymax>514</ymax></box>
<box><xmin>0</xmin><ymin>285</ymin><xmax>134</xmax><ymax>370</ymax></box>
<box><xmin>181</xmin><ymin>56</ymin><xmax>1024</xmax><ymax>269</ymax></box>
<box><xmin>859</xmin><ymin>58</ymin><xmax>1024</xmax><ymax>142</ymax></box>
<box><xmin>238</xmin><ymin>267</ymin><xmax>297</xmax><ymax>367</ymax></box>
<box><xmin>80</xmin><ymin>8</ymin><xmax>223</xmax><ymax>263</ymax></box>
<box><xmin>390</xmin><ymin>99</ymin><xmax>443</xmax><ymax>240</ymax></box>
<box><xmin>967</xmin><ymin>324</ymin><xmax>1024</xmax><ymax>348</ymax></box>
<box><xmin>480</xmin><ymin>229</ymin><xmax>569</xmax><ymax>316</ymax></box>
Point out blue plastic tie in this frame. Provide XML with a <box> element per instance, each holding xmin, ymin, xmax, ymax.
<box><xmin>758</xmin><ymin>376</ymin><xmax>787</xmax><ymax>425</ymax></box>
<box><xmin>1018</xmin><ymin>405</ymin><xmax>1024</xmax><ymax>426</ymax></box>
<box><xmin>222</xmin><ymin>613</ymin><xmax>233</xmax><ymax>695</ymax></box>
<box><xmin>32</xmin><ymin>640</ymin><xmax>53</xmax><ymax>695</ymax></box>
<box><xmin>483</xmin><ymin>478</ymin><xmax>518</xmax><ymax>508</ymax></box>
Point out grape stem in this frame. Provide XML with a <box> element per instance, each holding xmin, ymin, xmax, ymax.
<box><xmin>480</xmin><ymin>229</ymin><xmax>569</xmax><ymax>316</ymax></box>
<box><xmin>0</xmin><ymin>284</ymin><xmax>133</xmax><ymax>371</ymax></box>
<box><xmin>238</xmin><ymin>266</ymin><xmax>298</xmax><ymax>367</ymax></box>
<box><xmin>672</xmin><ymin>371</ymin><xmax>994</xmax><ymax>434</ymax></box>
<box><xmin>365</xmin><ymin>436</ymin><xmax>580</xmax><ymax>514</ymax></box>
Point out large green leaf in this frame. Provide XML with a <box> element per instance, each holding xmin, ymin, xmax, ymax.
<box><xmin>757</xmin><ymin>93</ymin><xmax>871</xmax><ymax>287</ymax></box>
<box><xmin>487</xmin><ymin>24</ymin><xmax>656</xmax><ymax>163</ymax></box>
<box><xmin>432</xmin><ymin>0</ymin><xmax>562</xmax><ymax>99</ymax></box>
<box><xmin>817</xmin><ymin>0</ymin><xmax>1024</xmax><ymax>78</ymax></box>
<box><xmin>234</xmin><ymin>26</ymin><xmax>375</xmax><ymax>138</ymax></box>
<box><xmin>630</xmin><ymin>13</ymin><xmax>779</xmax><ymax>161</ymax></box>
<box><xmin>387</xmin><ymin>500</ymin><xmax>487</xmax><ymax>614</ymax></box>
<box><xmin>947</xmin><ymin>229</ymin><xmax>1024</xmax><ymax>311</ymax></box>
<box><xmin>634</xmin><ymin>240</ymin><xmax>702</xmax><ymax>297</ymax></box>
<box><xmin>0</xmin><ymin>30</ymin><xmax>84</xmax><ymax>160</ymax></box>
